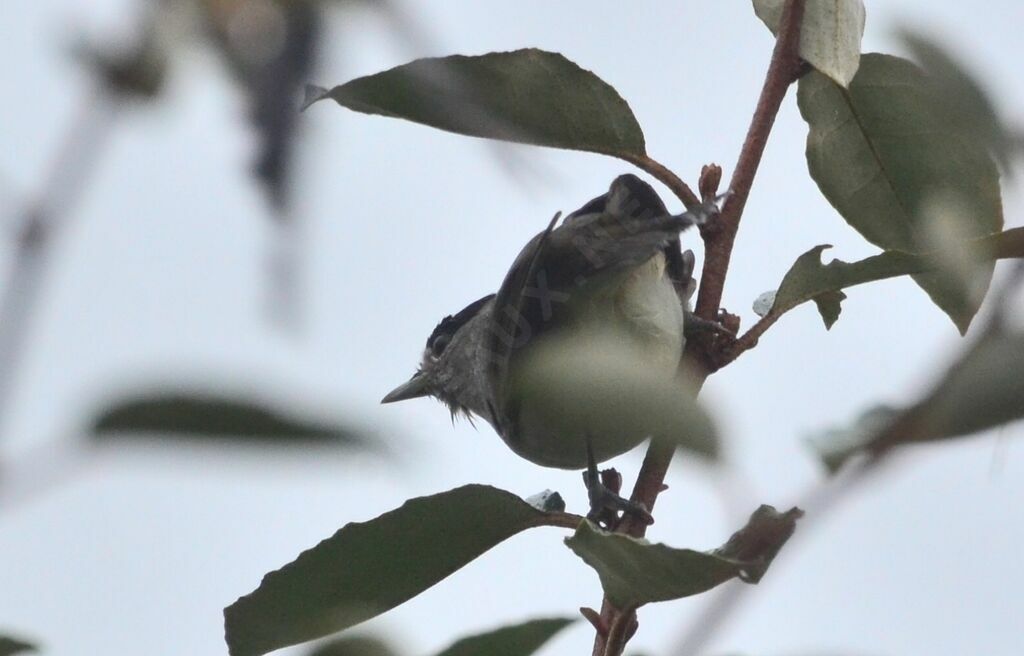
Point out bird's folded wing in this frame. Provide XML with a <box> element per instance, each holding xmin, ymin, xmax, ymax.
<box><xmin>485</xmin><ymin>174</ymin><xmax>697</xmax><ymax>423</ymax></box>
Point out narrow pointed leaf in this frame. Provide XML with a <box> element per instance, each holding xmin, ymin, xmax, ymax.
<box><xmin>225</xmin><ymin>485</ymin><xmax>569</xmax><ymax>656</ymax></box>
<box><xmin>565</xmin><ymin>506</ymin><xmax>801</xmax><ymax>608</ymax></box>
<box><xmin>753</xmin><ymin>0</ymin><xmax>865</xmax><ymax>86</ymax></box>
<box><xmin>924</xmin><ymin>331</ymin><xmax>1024</xmax><ymax>438</ymax></box>
<box><xmin>305</xmin><ymin>49</ymin><xmax>646</xmax><ymax>158</ymax></box>
<box><xmin>798</xmin><ymin>53</ymin><xmax>1003</xmax><ymax>333</ymax></box>
<box><xmin>432</xmin><ymin>617</ymin><xmax>575</xmax><ymax>656</ymax></box>
<box><xmin>91</xmin><ymin>391</ymin><xmax>370</xmax><ymax>448</ymax></box>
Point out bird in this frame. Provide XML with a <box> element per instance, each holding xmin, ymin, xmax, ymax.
<box><xmin>381</xmin><ymin>173</ymin><xmax>717</xmax><ymax>520</ymax></box>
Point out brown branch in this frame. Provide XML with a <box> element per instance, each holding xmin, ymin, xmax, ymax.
<box><xmin>602</xmin><ymin>603</ymin><xmax>638</xmax><ymax>656</ymax></box>
<box><xmin>531</xmin><ymin>511</ymin><xmax>587</xmax><ymax>530</ymax></box>
<box><xmin>620</xmin><ymin>153</ymin><xmax>702</xmax><ymax>211</ymax></box>
<box><xmin>589</xmin><ymin>2</ymin><xmax>806</xmax><ymax>654</ymax></box>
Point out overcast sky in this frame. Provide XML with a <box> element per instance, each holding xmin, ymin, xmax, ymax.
<box><xmin>2</xmin><ymin>2</ymin><xmax>1023</xmax><ymax>656</ymax></box>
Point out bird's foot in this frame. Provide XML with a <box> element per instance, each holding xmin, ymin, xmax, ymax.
<box><xmin>582</xmin><ymin>441</ymin><xmax>653</xmax><ymax>529</ymax></box>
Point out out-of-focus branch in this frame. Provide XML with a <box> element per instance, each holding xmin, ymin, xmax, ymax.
<box><xmin>0</xmin><ymin>85</ymin><xmax>119</xmax><ymax>435</ymax></box>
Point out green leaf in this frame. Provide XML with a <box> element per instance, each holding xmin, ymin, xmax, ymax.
<box><xmin>224</xmin><ymin>485</ymin><xmax>566</xmax><ymax>656</ymax></box>
<box><xmin>305</xmin><ymin>49</ymin><xmax>646</xmax><ymax>158</ymax></box>
<box><xmin>432</xmin><ymin>617</ymin><xmax>575</xmax><ymax>656</ymax></box>
<box><xmin>811</xmin><ymin>291</ymin><xmax>846</xmax><ymax>330</ymax></box>
<box><xmin>308</xmin><ymin>635</ymin><xmax>399</xmax><ymax>656</ymax></box>
<box><xmin>899</xmin><ymin>29</ymin><xmax>1014</xmax><ymax>174</ymax></box>
<box><xmin>565</xmin><ymin>506</ymin><xmax>801</xmax><ymax>609</ymax></box>
<box><xmin>91</xmin><ymin>391</ymin><xmax>370</xmax><ymax>448</ymax></box>
<box><xmin>0</xmin><ymin>636</ymin><xmax>36</xmax><ymax>656</ymax></box>
<box><xmin>767</xmin><ymin>229</ymin><xmax>1023</xmax><ymax>328</ymax></box>
<box><xmin>798</xmin><ymin>53</ymin><xmax>1004</xmax><ymax>333</ymax></box>
<box><xmin>753</xmin><ymin>0</ymin><xmax>865</xmax><ymax>86</ymax></box>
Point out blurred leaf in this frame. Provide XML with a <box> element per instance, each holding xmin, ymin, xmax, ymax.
<box><xmin>512</xmin><ymin>331</ymin><xmax>719</xmax><ymax>462</ymax></box>
<box><xmin>565</xmin><ymin>506</ymin><xmax>801</xmax><ymax>608</ymax></box>
<box><xmin>767</xmin><ymin>229</ymin><xmax>1023</xmax><ymax>328</ymax></box>
<box><xmin>432</xmin><ymin>617</ymin><xmax>575</xmax><ymax>656</ymax></box>
<box><xmin>91</xmin><ymin>391</ymin><xmax>369</xmax><ymax>448</ymax></box>
<box><xmin>899</xmin><ymin>29</ymin><xmax>1014</xmax><ymax>174</ymax></box>
<box><xmin>224</xmin><ymin>485</ymin><xmax>571</xmax><ymax>656</ymax></box>
<box><xmin>753</xmin><ymin>0</ymin><xmax>865</xmax><ymax>86</ymax></box>
<box><xmin>0</xmin><ymin>636</ymin><xmax>36</xmax><ymax>656</ymax></box>
<box><xmin>924</xmin><ymin>331</ymin><xmax>1024</xmax><ymax>438</ymax></box>
<box><xmin>308</xmin><ymin>634</ymin><xmax>399</xmax><ymax>656</ymax></box>
<box><xmin>77</xmin><ymin>32</ymin><xmax>167</xmax><ymax>100</ymax></box>
<box><xmin>798</xmin><ymin>53</ymin><xmax>1003</xmax><ymax>333</ymax></box>
<box><xmin>810</xmin><ymin>331</ymin><xmax>1024</xmax><ymax>471</ymax></box>
<box><xmin>305</xmin><ymin>49</ymin><xmax>646</xmax><ymax>158</ymax></box>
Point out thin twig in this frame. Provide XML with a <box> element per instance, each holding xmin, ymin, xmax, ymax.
<box><xmin>589</xmin><ymin>3</ymin><xmax>807</xmax><ymax>654</ymax></box>
<box><xmin>620</xmin><ymin>153</ymin><xmax>701</xmax><ymax>211</ymax></box>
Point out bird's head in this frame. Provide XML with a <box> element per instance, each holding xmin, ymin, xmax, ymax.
<box><xmin>380</xmin><ymin>294</ymin><xmax>496</xmax><ymax>420</ymax></box>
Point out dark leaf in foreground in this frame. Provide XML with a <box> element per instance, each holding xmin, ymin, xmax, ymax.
<box><xmin>225</xmin><ymin>485</ymin><xmax>571</xmax><ymax>656</ymax></box>
<box><xmin>305</xmin><ymin>49</ymin><xmax>646</xmax><ymax>159</ymax></box>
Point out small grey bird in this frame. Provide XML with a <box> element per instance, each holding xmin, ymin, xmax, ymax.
<box><xmin>382</xmin><ymin>174</ymin><xmax>714</xmax><ymax>516</ymax></box>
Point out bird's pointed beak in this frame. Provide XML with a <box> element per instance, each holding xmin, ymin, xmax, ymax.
<box><xmin>381</xmin><ymin>373</ymin><xmax>431</xmax><ymax>404</ymax></box>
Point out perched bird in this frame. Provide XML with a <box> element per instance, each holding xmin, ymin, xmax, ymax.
<box><xmin>382</xmin><ymin>174</ymin><xmax>716</xmax><ymax>518</ymax></box>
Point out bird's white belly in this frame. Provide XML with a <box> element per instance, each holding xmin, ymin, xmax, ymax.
<box><xmin>504</xmin><ymin>253</ymin><xmax>685</xmax><ymax>469</ymax></box>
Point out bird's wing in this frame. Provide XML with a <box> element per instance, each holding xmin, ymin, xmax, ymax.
<box><xmin>485</xmin><ymin>174</ymin><xmax>698</xmax><ymax>421</ymax></box>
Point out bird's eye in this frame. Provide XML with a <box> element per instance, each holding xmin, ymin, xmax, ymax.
<box><xmin>430</xmin><ymin>334</ymin><xmax>451</xmax><ymax>357</ymax></box>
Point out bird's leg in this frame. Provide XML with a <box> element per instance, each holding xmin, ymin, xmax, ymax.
<box><xmin>583</xmin><ymin>437</ymin><xmax>654</xmax><ymax>529</ymax></box>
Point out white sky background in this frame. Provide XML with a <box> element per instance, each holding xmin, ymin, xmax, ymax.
<box><xmin>2</xmin><ymin>1</ymin><xmax>1023</xmax><ymax>655</ymax></box>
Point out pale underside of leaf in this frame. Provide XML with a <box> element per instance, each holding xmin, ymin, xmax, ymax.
<box><xmin>753</xmin><ymin>0</ymin><xmax>866</xmax><ymax>86</ymax></box>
